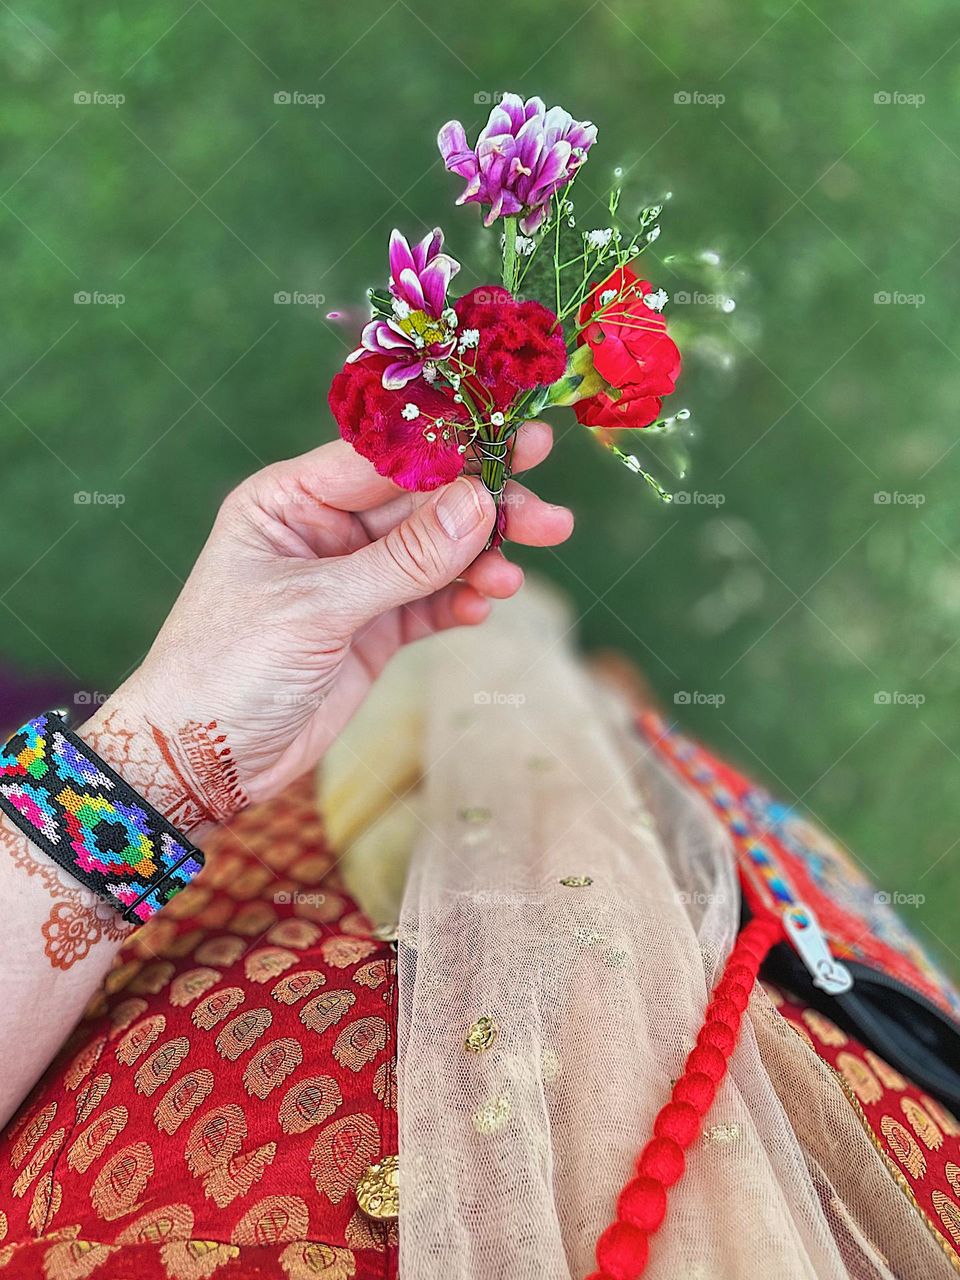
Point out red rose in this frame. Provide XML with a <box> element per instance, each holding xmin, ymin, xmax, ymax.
<box><xmin>328</xmin><ymin>356</ymin><xmax>470</xmax><ymax>491</ymax></box>
<box><xmin>454</xmin><ymin>286</ymin><xmax>567</xmax><ymax>409</ymax></box>
<box><xmin>574</xmin><ymin>266</ymin><xmax>681</xmax><ymax>429</ymax></box>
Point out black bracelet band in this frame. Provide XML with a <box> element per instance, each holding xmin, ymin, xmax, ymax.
<box><xmin>0</xmin><ymin>711</ymin><xmax>204</xmax><ymax>924</ymax></box>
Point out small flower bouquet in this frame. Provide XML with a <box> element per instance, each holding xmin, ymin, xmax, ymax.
<box><xmin>329</xmin><ymin>93</ymin><xmax>688</xmax><ymax>545</ymax></box>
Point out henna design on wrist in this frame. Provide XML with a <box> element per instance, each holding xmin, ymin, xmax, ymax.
<box><xmin>81</xmin><ymin>710</ymin><xmax>248</xmax><ymax>834</ymax></box>
<box><xmin>0</xmin><ymin>702</ymin><xmax>246</xmax><ymax>972</ymax></box>
<box><xmin>151</xmin><ymin>720</ymin><xmax>248</xmax><ymax>828</ymax></box>
<box><xmin>0</xmin><ymin>818</ymin><xmax>130</xmax><ymax>972</ymax></box>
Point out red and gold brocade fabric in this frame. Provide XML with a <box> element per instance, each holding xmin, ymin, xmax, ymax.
<box><xmin>0</xmin><ymin>778</ymin><xmax>398</xmax><ymax>1280</ymax></box>
<box><xmin>765</xmin><ymin>982</ymin><xmax>960</xmax><ymax>1266</ymax></box>
<box><xmin>3</xmin><ymin>757</ymin><xmax>960</xmax><ymax>1277</ymax></box>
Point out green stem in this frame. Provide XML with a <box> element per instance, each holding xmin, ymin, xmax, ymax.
<box><xmin>476</xmin><ymin>428</ymin><xmax>512</xmax><ymax>548</ymax></box>
<box><xmin>502</xmin><ymin>215</ymin><xmax>518</xmax><ymax>294</ymax></box>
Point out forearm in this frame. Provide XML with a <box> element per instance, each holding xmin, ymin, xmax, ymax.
<box><xmin>0</xmin><ymin>686</ymin><xmax>233</xmax><ymax>1128</ymax></box>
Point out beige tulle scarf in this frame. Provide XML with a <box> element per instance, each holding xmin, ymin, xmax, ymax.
<box><xmin>320</xmin><ymin>584</ymin><xmax>953</xmax><ymax>1280</ymax></box>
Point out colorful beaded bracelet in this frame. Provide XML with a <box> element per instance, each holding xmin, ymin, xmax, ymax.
<box><xmin>0</xmin><ymin>711</ymin><xmax>204</xmax><ymax>924</ymax></box>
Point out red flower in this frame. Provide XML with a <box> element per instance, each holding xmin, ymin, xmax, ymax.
<box><xmin>454</xmin><ymin>286</ymin><xmax>567</xmax><ymax>409</ymax></box>
<box><xmin>574</xmin><ymin>266</ymin><xmax>681</xmax><ymax>430</ymax></box>
<box><xmin>328</xmin><ymin>356</ymin><xmax>470</xmax><ymax>491</ymax></box>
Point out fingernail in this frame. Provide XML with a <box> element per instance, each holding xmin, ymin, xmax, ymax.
<box><xmin>437</xmin><ymin>478</ymin><xmax>486</xmax><ymax>540</ymax></box>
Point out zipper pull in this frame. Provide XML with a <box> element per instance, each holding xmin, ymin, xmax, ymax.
<box><xmin>782</xmin><ymin>903</ymin><xmax>853</xmax><ymax>995</ymax></box>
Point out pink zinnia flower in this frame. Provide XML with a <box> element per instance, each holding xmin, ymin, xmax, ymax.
<box><xmin>348</xmin><ymin>228</ymin><xmax>460</xmax><ymax>390</ymax></box>
<box><xmin>438</xmin><ymin>94</ymin><xmax>597</xmax><ymax>233</ymax></box>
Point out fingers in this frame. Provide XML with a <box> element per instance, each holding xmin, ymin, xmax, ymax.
<box><xmin>399</xmin><ymin>582</ymin><xmax>492</xmax><ymax>642</ymax></box>
<box><xmin>510</xmin><ymin>420</ymin><xmax>554</xmax><ymax>475</ymax></box>
<box><xmin>500</xmin><ymin>480</ymin><xmax>575</xmax><ymax>546</ymax></box>
<box><xmin>462</xmin><ymin>551</ymin><xmax>525</xmax><ymax>599</ymax></box>
<box><xmin>250</xmin><ymin>420</ymin><xmax>555</xmax><ymax>523</ymax></box>
<box><xmin>359</xmin><ymin>465</ymin><xmax>572</xmax><ymax>550</ymax></box>
<box><xmin>322</xmin><ymin>475</ymin><xmax>496</xmax><ymax>626</ymax></box>
<box><xmin>251</xmin><ymin>438</ymin><xmax>401</xmax><ymax>517</ymax></box>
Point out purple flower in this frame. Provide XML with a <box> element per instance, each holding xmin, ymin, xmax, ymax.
<box><xmin>438</xmin><ymin>94</ymin><xmax>597</xmax><ymax>233</ymax></box>
<box><xmin>348</xmin><ymin>228</ymin><xmax>461</xmax><ymax>389</ymax></box>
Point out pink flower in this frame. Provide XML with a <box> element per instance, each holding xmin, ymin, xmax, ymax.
<box><xmin>348</xmin><ymin>228</ymin><xmax>461</xmax><ymax>390</ymax></box>
<box><xmin>438</xmin><ymin>94</ymin><xmax>597</xmax><ymax>233</ymax></box>
<box><xmin>329</xmin><ymin>356</ymin><xmax>471</xmax><ymax>491</ymax></box>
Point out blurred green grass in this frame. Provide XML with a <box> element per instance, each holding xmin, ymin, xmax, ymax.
<box><xmin>2</xmin><ymin>0</ymin><xmax>960</xmax><ymax>970</ymax></box>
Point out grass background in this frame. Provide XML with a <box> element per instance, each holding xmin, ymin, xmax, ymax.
<box><xmin>2</xmin><ymin>0</ymin><xmax>959</xmax><ymax>969</ymax></box>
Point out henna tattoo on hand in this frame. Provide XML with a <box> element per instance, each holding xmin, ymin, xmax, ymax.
<box><xmin>80</xmin><ymin>709</ymin><xmax>247</xmax><ymax>833</ymax></box>
<box><xmin>1</xmin><ymin>702</ymin><xmax>246</xmax><ymax>972</ymax></box>
<box><xmin>0</xmin><ymin>819</ymin><xmax>130</xmax><ymax>972</ymax></box>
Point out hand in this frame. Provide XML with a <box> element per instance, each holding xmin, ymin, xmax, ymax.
<box><xmin>97</xmin><ymin>423</ymin><xmax>573</xmax><ymax>824</ymax></box>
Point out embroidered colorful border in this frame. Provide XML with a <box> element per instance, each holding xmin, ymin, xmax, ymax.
<box><xmin>640</xmin><ymin>709</ymin><xmax>960</xmax><ymax>1021</ymax></box>
<box><xmin>0</xmin><ymin>712</ymin><xmax>204</xmax><ymax>923</ymax></box>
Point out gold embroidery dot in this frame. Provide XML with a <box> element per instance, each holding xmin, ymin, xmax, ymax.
<box><xmin>527</xmin><ymin>755</ymin><xmax>556</xmax><ymax>772</ymax></box>
<box><xmin>473</xmin><ymin>1095</ymin><xmax>512</xmax><ymax>1135</ymax></box>
<box><xmin>604</xmin><ymin>948</ymin><xmax>630</xmax><ymax>969</ymax></box>
<box><xmin>559</xmin><ymin>876</ymin><xmax>593</xmax><ymax>888</ymax></box>
<box><xmin>356</xmin><ymin>1154</ymin><xmax>400</xmax><ymax>1220</ymax></box>
<box><xmin>703</xmin><ymin>1123</ymin><xmax>741</xmax><ymax>1144</ymax></box>
<box><xmin>459</xmin><ymin>807</ymin><xmax>492</xmax><ymax>824</ymax></box>
<box><xmin>573</xmin><ymin>927</ymin><xmax>605</xmax><ymax>946</ymax></box>
<box><xmin>465</xmin><ymin>1016</ymin><xmax>498</xmax><ymax>1053</ymax></box>
<box><xmin>540</xmin><ymin>1048</ymin><xmax>562</xmax><ymax>1084</ymax></box>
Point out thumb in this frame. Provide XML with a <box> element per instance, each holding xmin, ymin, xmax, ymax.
<box><xmin>328</xmin><ymin>476</ymin><xmax>495</xmax><ymax>623</ymax></box>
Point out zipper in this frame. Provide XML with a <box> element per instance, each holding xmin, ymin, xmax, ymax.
<box><xmin>781</xmin><ymin>902</ymin><xmax>854</xmax><ymax>995</ymax></box>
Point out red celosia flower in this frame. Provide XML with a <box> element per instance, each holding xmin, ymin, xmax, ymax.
<box><xmin>328</xmin><ymin>356</ymin><xmax>470</xmax><ymax>491</ymax></box>
<box><xmin>574</xmin><ymin>266</ymin><xmax>681</xmax><ymax>429</ymax></box>
<box><xmin>454</xmin><ymin>286</ymin><xmax>567</xmax><ymax>409</ymax></box>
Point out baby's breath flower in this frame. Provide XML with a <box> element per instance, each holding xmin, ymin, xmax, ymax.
<box><xmin>401</xmin><ymin>403</ymin><xmax>420</xmax><ymax>421</ymax></box>
<box><xmin>585</xmin><ymin>228</ymin><xmax>614</xmax><ymax>249</ymax></box>
<box><xmin>599</xmin><ymin>289</ymin><xmax>617</xmax><ymax>306</ymax></box>
<box><xmin>422</xmin><ymin>363</ymin><xmax>438</xmax><ymax>382</ymax></box>
<box><xmin>646</xmin><ymin>225</ymin><xmax>661</xmax><ymax>244</ymax></box>
<box><xmin>392</xmin><ymin>298</ymin><xmax>411</xmax><ymax>319</ymax></box>
<box><xmin>643</xmin><ymin>288</ymin><xmax>669</xmax><ymax>312</ymax></box>
<box><xmin>515</xmin><ymin>235</ymin><xmax>537</xmax><ymax>256</ymax></box>
<box><xmin>458</xmin><ymin>328</ymin><xmax>480</xmax><ymax>351</ymax></box>
<box><xmin>442</xmin><ymin>307</ymin><xmax>458</xmax><ymax>329</ymax></box>
<box><xmin>490</xmin><ymin>411</ymin><xmax>506</xmax><ymax>427</ymax></box>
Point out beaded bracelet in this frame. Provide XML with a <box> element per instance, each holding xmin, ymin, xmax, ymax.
<box><xmin>0</xmin><ymin>711</ymin><xmax>204</xmax><ymax>924</ymax></box>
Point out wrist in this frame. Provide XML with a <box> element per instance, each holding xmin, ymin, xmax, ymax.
<box><xmin>78</xmin><ymin>679</ymin><xmax>248</xmax><ymax>842</ymax></box>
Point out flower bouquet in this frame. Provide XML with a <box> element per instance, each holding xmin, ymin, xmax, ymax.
<box><xmin>329</xmin><ymin>93</ymin><xmax>688</xmax><ymax>545</ymax></box>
